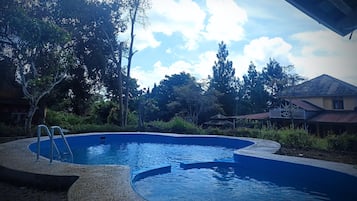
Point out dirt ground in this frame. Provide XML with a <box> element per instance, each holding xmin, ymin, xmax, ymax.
<box><xmin>277</xmin><ymin>147</ymin><xmax>357</xmax><ymax>165</ymax></box>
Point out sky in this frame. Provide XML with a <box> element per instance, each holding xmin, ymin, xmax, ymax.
<box><xmin>121</xmin><ymin>0</ymin><xmax>357</xmax><ymax>89</ymax></box>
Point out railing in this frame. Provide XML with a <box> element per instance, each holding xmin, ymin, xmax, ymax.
<box><xmin>37</xmin><ymin>124</ymin><xmax>73</xmax><ymax>163</ymax></box>
<box><xmin>51</xmin><ymin>126</ymin><xmax>73</xmax><ymax>162</ymax></box>
<box><xmin>269</xmin><ymin>108</ymin><xmax>306</xmax><ymax>119</ymax></box>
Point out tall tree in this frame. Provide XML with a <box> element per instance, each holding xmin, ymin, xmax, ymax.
<box><xmin>0</xmin><ymin>1</ymin><xmax>74</xmax><ymax>135</ymax></box>
<box><xmin>150</xmin><ymin>72</ymin><xmax>195</xmax><ymax>121</ymax></box>
<box><xmin>209</xmin><ymin>41</ymin><xmax>239</xmax><ymax>116</ymax></box>
<box><xmin>54</xmin><ymin>0</ymin><xmax>126</xmax><ymax>115</ymax></box>
<box><xmin>169</xmin><ymin>77</ymin><xmax>204</xmax><ymax>124</ymax></box>
<box><xmin>242</xmin><ymin>62</ymin><xmax>269</xmax><ymax>114</ymax></box>
<box><xmin>262</xmin><ymin>58</ymin><xmax>305</xmax><ymax>108</ymax></box>
<box><xmin>123</xmin><ymin>0</ymin><xmax>150</xmax><ymax>126</ymax></box>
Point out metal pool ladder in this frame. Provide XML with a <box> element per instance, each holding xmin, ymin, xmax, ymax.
<box><xmin>37</xmin><ymin>124</ymin><xmax>73</xmax><ymax>163</ymax></box>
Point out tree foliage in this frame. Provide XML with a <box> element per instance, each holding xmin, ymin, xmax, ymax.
<box><xmin>0</xmin><ymin>0</ymin><xmax>310</xmax><ymax>132</ymax></box>
<box><xmin>0</xmin><ymin>0</ymin><xmax>75</xmax><ymax>135</ymax></box>
<box><xmin>241</xmin><ymin>62</ymin><xmax>269</xmax><ymax>114</ymax></box>
<box><xmin>262</xmin><ymin>58</ymin><xmax>304</xmax><ymax>108</ymax></box>
<box><xmin>209</xmin><ymin>41</ymin><xmax>239</xmax><ymax>116</ymax></box>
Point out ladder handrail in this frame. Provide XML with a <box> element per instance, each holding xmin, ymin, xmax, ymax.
<box><xmin>37</xmin><ymin>124</ymin><xmax>60</xmax><ymax>163</ymax></box>
<box><xmin>37</xmin><ymin>124</ymin><xmax>73</xmax><ymax>163</ymax></box>
<box><xmin>51</xmin><ymin>126</ymin><xmax>73</xmax><ymax>162</ymax></box>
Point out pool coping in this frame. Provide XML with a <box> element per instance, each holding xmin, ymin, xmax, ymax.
<box><xmin>0</xmin><ymin>132</ymin><xmax>356</xmax><ymax>201</ymax></box>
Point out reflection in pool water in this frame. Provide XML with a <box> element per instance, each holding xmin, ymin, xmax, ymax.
<box><xmin>134</xmin><ymin>166</ymin><xmax>331</xmax><ymax>201</ymax></box>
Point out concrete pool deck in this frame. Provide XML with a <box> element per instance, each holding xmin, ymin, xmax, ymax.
<box><xmin>0</xmin><ymin>132</ymin><xmax>357</xmax><ymax>201</ymax></box>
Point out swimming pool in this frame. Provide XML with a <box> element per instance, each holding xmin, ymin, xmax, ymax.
<box><xmin>31</xmin><ymin>133</ymin><xmax>253</xmax><ymax>171</ymax></box>
<box><xmin>30</xmin><ymin>133</ymin><xmax>357</xmax><ymax>201</ymax></box>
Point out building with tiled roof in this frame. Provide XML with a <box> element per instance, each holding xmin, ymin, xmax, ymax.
<box><xmin>237</xmin><ymin>74</ymin><xmax>357</xmax><ymax>135</ymax></box>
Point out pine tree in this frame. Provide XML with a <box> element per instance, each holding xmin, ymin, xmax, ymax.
<box><xmin>209</xmin><ymin>41</ymin><xmax>238</xmax><ymax>116</ymax></box>
<box><xmin>242</xmin><ymin>62</ymin><xmax>269</xmax><ymax>113</ymax></box>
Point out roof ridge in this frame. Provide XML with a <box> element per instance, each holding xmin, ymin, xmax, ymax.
<box><xmin>280</xmin><ymin>74</ymin><xmax>357</xmax><ymax>98</ymax></box>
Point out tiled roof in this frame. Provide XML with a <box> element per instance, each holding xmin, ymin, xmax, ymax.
<box><xmin>309</xmin><ymin>111</ymin><xmax>357</xmax><ymax>124</ymax></box>
<box><xmin>280</xmin><ymin>74</ymin><xmax>357</xmax><ymax>98</ymax></box>
<box><xmin>235</xmin><ymin>112</ymin><xmax>270</xmax><ymax>120</ymax></box>
<box><xmin>289</xmin><ymin>99</ymin><xmax>322</xmax><ymax>111</ymax></box>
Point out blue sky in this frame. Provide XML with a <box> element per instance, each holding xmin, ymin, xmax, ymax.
<box><xmin>121</xmin><ymin>0</ymin><xmax>357</xmax><ymax>89</ymax></box>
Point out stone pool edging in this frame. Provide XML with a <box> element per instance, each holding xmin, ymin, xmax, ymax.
<box><xmin>0</xmin><ymin>132</ymin><xmax>356</xmax><ymax>201</ymax></box>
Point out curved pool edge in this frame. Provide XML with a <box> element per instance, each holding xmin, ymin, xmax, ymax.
<box><xmin>235</xmin><ymin>143</ymin><xmax>357</xmax><ymax>177</ymax></box>
<box><xmin>0</xmin><ymin>132</ymin><xmax>356</xmax><ymax>201</ymax></box>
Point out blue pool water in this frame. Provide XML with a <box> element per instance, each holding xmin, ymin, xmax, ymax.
<box><xmin>30</xmin><ymin>133</ymin><xmax>357</xmax><ymax>201</ymax></box>
<box><xmin>134</xmin><ymin>166</ymin><xmax>330</xmax><ymax>201</ymax></box>
<box><xmin>72</xmin><ymin>142</ymin><xmax>237</xmax><ymax>171</ymax></box>
<box><xmin>31</xmin><ymin>133</ymin><xmax>251</xmax><ymax>171</ymax></box>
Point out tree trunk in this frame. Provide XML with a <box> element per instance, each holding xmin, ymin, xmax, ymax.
<box><xmin>124</xmin><ymin>2</ymin><xmax>139</xmax><ymax>126</ymax></box>
<box><xmin>118</xmin><ymin>42</ymin><xmax>124</xmax><ymax>126</ymax></box>
<box><xmin>25</xmin><ymin>104</ymin><xmax>37</xmax><ymax>137</ymax></box>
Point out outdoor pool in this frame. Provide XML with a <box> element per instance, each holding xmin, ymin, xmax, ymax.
<box><xmin>30</xmin><ymin>133</ymin><xmax>357</xmax><ymax>201</ymax></box>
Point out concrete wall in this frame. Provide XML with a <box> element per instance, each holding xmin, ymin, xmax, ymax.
<box><xmin>295</xmin><ymin>96</ymin><xmax>357</xmax><ymax>111</ymax></box>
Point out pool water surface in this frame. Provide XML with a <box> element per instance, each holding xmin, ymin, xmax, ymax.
<box><xmin>134</xmin><ymin>166</ymin><xmax>331</xmax><ymax>201</ymax></box>
<box><xmin>72</xmin><ymin>142</ymin><xmax>236</xmax><ymax>171</ymax></box>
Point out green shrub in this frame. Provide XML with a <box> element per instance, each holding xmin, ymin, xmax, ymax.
<box><xmin>168</xmin><ymin>117</ymin><xmax>202</xmax><ymax>134</ymax></box>
<box><xmin>146</xmin><ymin>117</ymin><xmax>203</xmax><ymax>134</ymax></box>
<box><xmin>90</xmin><ymin>101</ymin><xmax>117</xmax><ymax>124</ymax></box>
<box><xmin>236</xmin><ymin>119</ymin><xmax>264</xmax><ymax>129</ymax></box>
<box><xmin>326</xmin><ymin>133</ymin><xmax>357</xmax><ymax>152</ymax></box>
<box><xmin>46</xmin><ymin>109</ymin><xmax>86</xmax><ymax>129</ymax></box>
<box><xmin>205</xmin><ymin>127</ymin><xmax>225</xmax><ymax>135</ymax></box>
<box><xmin>69</xmin><ymin>124</ymin><xmax>122</xmax><ymax>133</ymax></box>
<box><xmin>258</xmin><ymin>128</ymin><xmax>281</xmax><ymax>142</ymax></box>
<box><xmin>278</xmin><ymin>128</ymin><xmax>312</xmax><ymax>149</ymax></box>
<box><xmin>231</xmin><ymin>128</ymin><xmax>261</xmax><ymax>138</ymax></box>
<box><xmin>310</xmin><ymin>137</ymin><xmax>328</xmax><ymax>151</ymax></box>
<box><xmin>127</xmin><ymin>111</ymin><xmax>138</xmax><ymax>126</ymax></box>
<box><xmin>107</xmin><ymin>107</ymin><xmax>121</xmax><ymax>125</ymax></box>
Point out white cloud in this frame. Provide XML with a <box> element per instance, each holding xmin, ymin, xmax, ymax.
<box><xmin>119</xmin><ymin>0</ymin><xmax>206</xmax><ymax>51</ymax></box>
<box><xmin>232</xmin><ymin>36</ymin><xmax>293</xmax><ymax>79</ymax></box>
<box><xmin>145</xmin><ymin>0</ymin><xmax>206</xmax><ymax>50</ymax></box>
<box><xmin>243</xmin><ymin>37</ymin><xmax>292</xmax><ymax>63</ymax></box>
<box><xmin>203</xmin><ymin>0</ymin><xmax>248</xmax><ymax>43</ymax></box>
<box><xmin>132</xmin><ymin>51</ymin><xmax>217</xmax><ymax>88</ymax></box>
<box><xmin>132</xmin><ymin>60</ymin><xmax>192</xmax><ymax>88</ymax></box>
<box><xmin>192</xmin><ymin>51</ymin><xmax>216</xmax><ymax>79</ymax></box>
<box><xmin>165</xmin><ymin>48</ymin><xmax>172</xmax><ymax>54</ymax></box>
<box><xmin>133</xmin><ymin>26</ymin><xmax>161</xmax><ymax>51</ymax></box>
<box><xmin>288</xmin><ymin>30</ymin><xmax>357</xmax><ymax>85</ymax></box>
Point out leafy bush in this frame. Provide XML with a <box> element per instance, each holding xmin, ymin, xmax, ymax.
<box><xmin>127</xmin><ymin>111</ymin><xmax>138</xmax><ymax>126</ymax></box>
<box><xmin>280</xmin><ymin>129</ymin><xmax>312</xmax><ymax>149</ymax></box>
<box><xmin>326</xmin><ymin>133</ymin><xmax>357</xmax><ymax>152</ymax></box>
<box><xmin>205</xmin><ymin>127</ymin><xmax>228</xmax><ymax>135</ymax></box>
<box><xmin>46</xmin><ymin>109</ymin><xmax>86</xmax><ymax>129</ymax></box>
<box><xmin>68</xmin><ymin>124</ymin><xmax>124</xmax><ymax>133</ymax></box>
<box><xmin>168</xmin><ymin>117</ymin><xmax>201</xmax><ymax>134</ymax></box>
<box><xmin>146</xmin><ymin>117</ymin><xmax>203</xmax><ymax>134</ymax></box>
<box><xmin>258</xmin><ymin>128</ymin><xmax>282</xmax><ymax>142</ymax></box>
<box><xmin>90</xmin><ymin>101</ymin><xmax>117</xmax><ymax>124</ymax></box>
<box><xmin>107</xmin><ymin>107</ymin><xmax>121</xmax><ymax>125</ymax></box>
<box><xmin>310</xmin><ymin>137</ymin><xmax>328</xmax><ymax>151</ymax></box>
